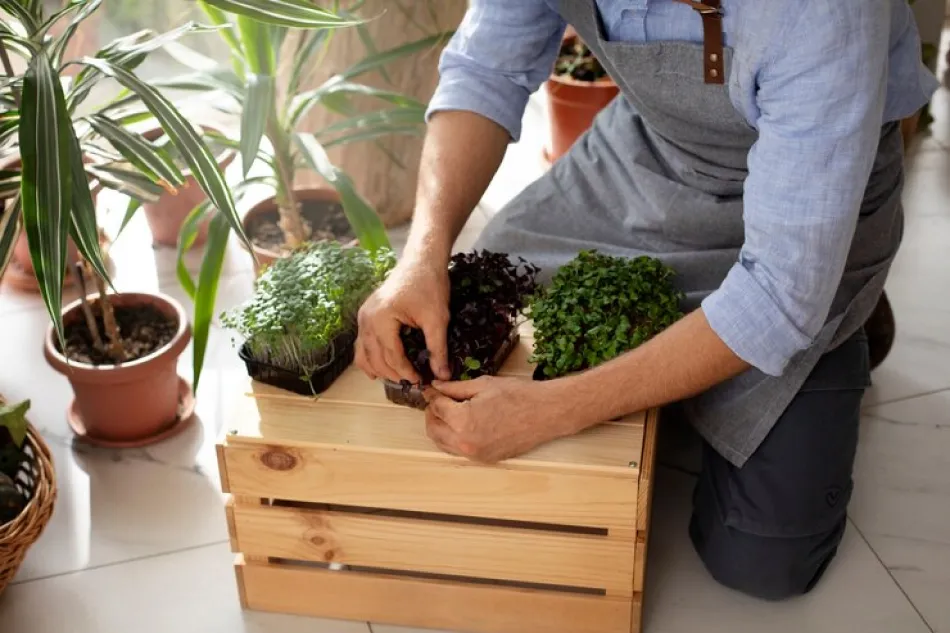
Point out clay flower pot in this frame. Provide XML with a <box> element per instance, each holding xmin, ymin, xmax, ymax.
<box><xmin>543</xmin><ymin>34</ymin><xmax>619</xmax><ymax>164</ymax></box>
<box><xmin>140</xmin><ymin>127</ymin><xmax>236</xmax><ymax>248</ymax></box>
<box><xmin>241</xmin><ymin>187</ymin><xmax>354</xmax><ymax>276</ymax></box>
<box><xmin>44</xmin><ymin>292</ymin><xmax>194</xmax><ymax>447</ymax></box>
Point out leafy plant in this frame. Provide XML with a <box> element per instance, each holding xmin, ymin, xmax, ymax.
<box><xmin>105</xmin><ymin>0</ymin><xmax>453</xmax><ymax>390</ymax></box>
<box><xmin>528</xmin><ymin>251</ymin><xmax>684</xmax><ymax>379</ymax></box>
<box><xmin>0</xmin><ymin>0</ymin><xmax>251</xmax><ymax>382</ymax></box>
<box><xmin>0</xmin><ymin>399</ymin><xmax>29</xmax><ymax>480</ymax></box>
<box><xmin>399</xmin><ymin>250</ymin><xmax>540</xmax><ymax>384</ymax></box>
<box><xmin>554</xmin><ymin>37</ymin><xmax>607</xmax><ymax>82</ymax></box>
<box><xmin>222</xmin><ymin>241</ymin><xmax>394</xmax><ymax>377</ymax></box>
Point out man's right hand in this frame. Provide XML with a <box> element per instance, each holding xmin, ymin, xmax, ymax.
<box><xmin>355</xmin><ymin>255</ymin><xmax>452</xmax><ymax>384</ymax></box>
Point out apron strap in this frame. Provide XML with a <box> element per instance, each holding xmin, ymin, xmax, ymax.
<box><xmin>673</xmin><ymin>0</ymin><xmax>725</xmax><ymax>84</ymax></box>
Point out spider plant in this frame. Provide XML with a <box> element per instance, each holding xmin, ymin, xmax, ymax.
<box><xmin>102</xmin><ymin>0</ymin><xmax>450</xmax><ymax>390</ymax></box>
<box><xmin>0</xmin><ymin>0</ymin><xmax>251</xmax><ymax>385</ymax></box>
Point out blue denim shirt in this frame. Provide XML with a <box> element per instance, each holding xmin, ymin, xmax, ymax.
<box><xmin>427</xmin><ymin>0</ymin><xmax>939</xmax><ymax>376</ymax></box>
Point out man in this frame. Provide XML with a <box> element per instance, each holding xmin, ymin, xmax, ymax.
<box><xmin>356</xmin><ymin>0</ymin><xmax>938</xmax><ymax>600</ymax></box>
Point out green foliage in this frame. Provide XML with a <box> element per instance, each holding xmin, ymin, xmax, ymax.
<box><xmin>222</xmin><ymin>242</ymin><xmax>394</xmax><ymax>376</ymax></box>
<box><xmin>0</xmin><ymin>399</ymin><xmax>30</xmax><ymax>480</ymax></box>
<box><xmin>528</xmin><ymin>251</ymin><xmax>684</xmax><ymax>378</ymax></box>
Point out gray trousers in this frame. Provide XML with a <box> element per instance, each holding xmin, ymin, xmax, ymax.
<box><xmin>685</xmin><ymin>330</ymin><xmax>869</xmax><ymax>599</ymax></box>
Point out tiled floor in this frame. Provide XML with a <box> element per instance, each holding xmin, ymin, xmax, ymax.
<box><xmin>2</xmin><ymin>43</ymin><xmax>950</xmax><ymax>633</ymax></box>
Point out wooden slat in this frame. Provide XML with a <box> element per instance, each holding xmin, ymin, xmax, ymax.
<box><xmin>232</xmin><ymin>385</ymin><xmax>645</xmax><ymax>474</ymax></box>
<box><xmin>221</xmin><ymin>443</ymin><xmax>639</xmax><ymax>531</ymax></box>
<box><xmin>237</xmin><ymin>556</ymin><xmax>633</xmax><ymax>633</ymax></box>
<box><xmin>630</xmin><ymin>593</ymin><xmax>644</xmax><ymax>633</ymax></box>
<box><xmin>224</xmin><ymin>496</ymin><xmax>239</xmax><ymax>552</ymax></box>
<box><xmin>231</xmin><ymin>502</ymin><xmax>636</xmax><ymax>595</ymax></box>
<box><xmin>633</xmin><ymin>408</ymin><xmax>660</xmax><ymax>594</ymax></box>
<box><xmin>215</xmin><ymin>443</ymin><xmax>231</xmax><ymax>493</ymax></box>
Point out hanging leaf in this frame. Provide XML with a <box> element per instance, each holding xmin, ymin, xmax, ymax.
<box><xmin>0</xmin><ymin>399</ymin><xmax>30</xmax><ymax>449</ymax></box>
<box><xmin>66</xmin><ymin>127</ymin><xmax>111</xmax><ymax>286</ymax></box>
<box><xmin>201</xmin><ymin>0</ymin><xmax>362</xmax><ymax>29</ymax></box>
<box><xmin>0</xmin><ymin>197</ymin><xmax>21</xmax><ymax>282</ymax></box>
<box><xmin>86</xmin><ymin>115</ymin><xmax>185</xmax><ymax>190</ymax></box>
<box><xmin>192</xmin><ymin>213</ymin><xmax>231</xmax><ymax>391</ymax></box>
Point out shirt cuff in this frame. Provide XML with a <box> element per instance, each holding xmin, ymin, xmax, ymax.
<box><xmin>702</xmin><ymin>261</ymin><xmax>814</xmax><ymax>377</ymax></box>
<box><xmin>425</xmin><ymin>72</ymin><xmax>531</xmax><ymax>143</ymax></box>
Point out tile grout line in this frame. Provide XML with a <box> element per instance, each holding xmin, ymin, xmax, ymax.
<box><xmin>846</xmin><ymin>517</ymin><xmax>935</xmax><ymax>633</ymax></box>
<box><xmin>862</xmin><ymin>386</ymin><xmax>950</xmax><ymax>410</ymax></box>
<box><xmin>8</xmin><ymin>539</ymin><xmax>230</xmax><ymax>588</ymax></box>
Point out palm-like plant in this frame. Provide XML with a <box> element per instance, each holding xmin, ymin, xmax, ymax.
<box><xmin>103</xmin><ymin>0</ymin><xmax>450</xmax><ymax>389</ymax></box>
<box><xmin>0</xmin><ymin>0</ymin><xmax>252</xmax><ymax>384</ymax></box>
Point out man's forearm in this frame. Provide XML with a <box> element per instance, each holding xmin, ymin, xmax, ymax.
<box><xmin>557</xmin><ymin>309</ymin><xmax>751</xmax><ymax>430</ymax></box>
<box><xmin>406</xmin><ymin>110</ymin><xmax>511</xmax><ymax>264</ymax></box>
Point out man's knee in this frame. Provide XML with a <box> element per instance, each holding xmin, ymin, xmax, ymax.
<box><xmin>689</xmin><ymin>496</ymin><xmax>846</xmax><ymax>601</ymax></box>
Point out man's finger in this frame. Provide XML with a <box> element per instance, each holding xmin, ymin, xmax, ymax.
<box><xmin>380</xmin><ymin>319</ymin><xmax>421</xmax><ymax>383</ymax></box>
<box><xmin>420</xmin><ymin>310</ymin><xmax>451</xmax><ymax>381</ymax></box>
<box><xmin>354</xmin><ymin>337</ymin><xmax>376</xmax><ymax>380</ymax></box>
<box><xmin>425</xmin><ymin>414</ymin><xmax>462</xmax><ymax>456</ymax></box>
<box><xmin>431</xmin><ymin>376</ymin><xmax>489</xmax><ymax>401</ymax></box>
<box><xmin>362</xmin><ymin>332</ymin><xmax>402</xmax><ymax>383</ymax></box>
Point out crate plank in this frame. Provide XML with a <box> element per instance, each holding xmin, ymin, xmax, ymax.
<box><xmin>221</xmin><ymin>443</ymin><xmax>639</xmax><ymax>531</ymax></box>
<box><xmin>232</xmin><ymin>385</ymin><xmax>646</xmax><ymax>475</ymax></box>
<box><xmin>237</xmin><ymin>556</ymin><xmax>633</xmax><ymax>633</ymax></box>
<box><xmin>230</xmin><ymin>501</ymin><xmax>636</xmax><ymax>595</ymax></box>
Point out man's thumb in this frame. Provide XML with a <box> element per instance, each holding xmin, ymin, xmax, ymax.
<box><xmin>431</xmin><ymin>377</ymin><xmax>485</xmax><ymax>401</ymax></box>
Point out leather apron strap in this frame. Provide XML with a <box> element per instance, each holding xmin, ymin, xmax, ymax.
<box><xmin>673</xmin><ymin>0</ymin><xmax>725</xmax><ymax>84</ymax></box>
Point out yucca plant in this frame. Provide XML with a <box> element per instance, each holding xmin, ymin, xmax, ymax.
<box><xmin>101</xmin><ymin>0</ymin><xmax>451</xmax><ymax>389</ymax></box>
<box><xmin>0</xmin><ymin>0</ymin><xmax>252</xmax><ymax>387</ymax></box>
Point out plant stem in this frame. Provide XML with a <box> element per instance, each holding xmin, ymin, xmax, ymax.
<box><xmin>90</xmin><ymin>265</ymin><xmax>125</xmax><ymax>363</ymax></box>
<box><xmin>267</xmin><ymin>123</ymin><xmax>307</xmax><ymax>248</ymax></box>
<box><xmin>0</xmin><ymin>39</ymin><xmax>21</xmax><ymax>108</ymax></box>
<box><xmin>71</xmin><ymin>263</ymin><xmax>104</xmax><ymax>351</ymax></box>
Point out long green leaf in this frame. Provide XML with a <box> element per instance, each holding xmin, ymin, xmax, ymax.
<box><xmin>103</xmin><ymin>69</ymin><xmax>244</xmax><ymax>112</ymax></box>
<box><xmin>294</xmin><ymin>133</ymin><xmax>388</xmax><ymax>252</ymax></box>
<box><xmin>20</xmin><ymin>48</ymin><xmax>72</xmax><ymax>342</ymax></box>
<box><xmin>196</xmin><ymin>0</ymin><xmax>246</xmax><ymax>80</ymax></box>
<box><xmin>192</xmin><ymin>212</ymin><xmax>231</xmax><ymax>392</ymax></box>
<box><xmin>86</xmin><ymin>163</ymin><xmax>164</xmax><ymax>202</ymax></box>
<box><xmin>116</xmin><ymin>196</ymin><xmax>141</xmax><ymax>239</ymax></box>
<box><xmin>317</xmin><ymin>107</ymin><xmax>425</xmax><ymax>138</ymax></box>
<box><xmin>0</xmin><ymin>169</ymin><xmax>19</xmax><ymax>197</ymax></box>
<box><xmin>288</xmin><ymin>28</ymin><xmax>330</xmax><ymax>97</ymax></box>
<box><xmin>322</xmin><ymin>124</ymin><xmax>423</xmax><ymax>149</ymax></box>
<box><xmin>291</xmin><ymin>79</ymin><xmax>426</xmax><ymax>126</ymax></box>
<box><xmin>240</xmin><ymin>73</ymin><xmax>275</xmax><ymax>177</ymax></box>
<box><xmin>87</xmin><ymin>115</ymin><xmax>186</xmax><ymax>189</ymax></box>
<box><xmin>66</xmin><ymin>127</ymin><xmax>111</xmax><ymax>286</ymax></box>
<box><xmin>36</xmin><ymin>0</ymin><xmax>86</xmax><ymax>41</ymax></box>
<box><xmin>236</xmin><ymin>14</ymin><xmax>275</xmax><ymax>75</ymax></box>
<box><xmin>0</xmin><ymin>196</ymin><xmax>20</xmax><ymax>281</ymax></box>
<box><xmin>79</xmin><ymin>57</ymin><xmax>253</xmax><ymax>252</ymax></box>
<box><xmin>0</xmin><ymin>0</ymin><xmax>39</xmax><ymax>34</ymax></box>
<box><xmin>201</xmin><ymin>0</ymin><xmax>362</xmax><ymax>29</ymax></box>
<box><xmin>339</xmin><ymin>32</ymin><xmax>453</xmax><ymax>82</ymax></box>
<box><xmin>176</xmin><ymin>199</ymin><xmax>214</xmax><ymax>299</ymax></box>
<box><xmin>50</xmin><ymin>0</ymin><xmax>103</xmax><ymax>67</ymax></box>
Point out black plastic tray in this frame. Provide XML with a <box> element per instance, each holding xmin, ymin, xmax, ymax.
<box><xmin>239</xmin><ymin>331</ymin><xmax>355</xmax><ymax>396</ymax></box>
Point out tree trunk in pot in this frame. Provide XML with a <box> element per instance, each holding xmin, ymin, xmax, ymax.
<box><xmin>293</xmin><ymin>0</ymin><xmax>468</xmax><ymax>228</ymax></box>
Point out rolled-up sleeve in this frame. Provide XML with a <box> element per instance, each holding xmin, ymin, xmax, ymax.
<box><xmin>426</xmin><ymin>1</ymin><xmax>566</xmax><ymax>142</ymax></box>
<box><xmin>702</xmin><ymin>0</ymin><xmax>891</xmax><ymax>376</ymax></box>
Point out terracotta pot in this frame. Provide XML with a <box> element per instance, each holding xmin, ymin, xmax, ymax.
<box><xmin>140</xmin><ymin>127</ymin><xmax>236</xmax><ymax>248</ymax></box>
<box><xmin>242</xmin><ymin>187</ymin><xmax>350</xmax><ymax>276</ymax></box>
<box><xmin>44</xmin><ymin>292</ymin><xmax>193</xmax><ymax>446</ymax></box>
<box><xmin>543</xmin><ymin>35</ymin><xmax>619</xmax><ymax>164</ymax></box>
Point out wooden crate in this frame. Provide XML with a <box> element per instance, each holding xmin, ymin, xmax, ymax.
<box><xmin>216</xmin><ymin>323</ymin><xmax>659</xmax><ymax>633</ymax></box>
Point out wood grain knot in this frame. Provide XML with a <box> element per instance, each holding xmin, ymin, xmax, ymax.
<box><xmin>310</xmin><ymin>536</ymin><xmax>326</xmax><ymax>547</ymax></box>
<box><xmin>323</xmin><ymin>549</ymin><xmax>336</xmax><ymax>562</ymax></box>
<box><xmin>260</xmin><ymin>449</ymin><xmax>297</xmax><ymax>471</ymax></box>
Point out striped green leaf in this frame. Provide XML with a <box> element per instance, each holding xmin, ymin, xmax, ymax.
<box><xmin>240</xmin><ymin>73</ymin><xmax>275</xmax><ymax>177</ymax></box>
<box><xmin>0</xmin><ymin>0</ymin><xmax>39</xmax><ymax>34</ymax></box>
<box><xmin>339</xmin><ymin>32</ymin><xmax>453</xmax><ymax>82</ymax></box>
<box><xmin>87</xmin><ymin>115</ymin><xmax>185</xmax><ymax>190</ymax></box>
<box><xmin>0</xmin><ymin>169</ymin><xmax>19</xmax><ymax>197</ymax></box>
<box><xmin>103</xmin><ymin>69</ymin><xmax>245</xmax><ymax>112</ymax></box>
<box><xmin>288</xmin><ymin>27</ymin><xmax>330</xmax><ymax>97</ymax></box>
<box><xmin>20</xmin><ymin>48</ymin><xmax>73</xmax><ymax>342</ymax></box>
<box><xmin>115</xmin><ymin>196</ymin><xmax>141</xmax><ymax>239</ymax></box>
<box><xmin>291</xmin><ymin>79</ymin><xmax>426</xmax><ymax>126</ymax></box>
<box><xmin>322</xmin><ymin>124</ymin><xmax>423</xmax><ymax>150</ymax></box>
<box><xmin>294</xmin><ymin>133</ymin><xmax>389</xmax><ymax>252</ymax></box>
<box><xmin>50</xmin><ymin>0</ymin><xmax>103</xmax><ymax>66</ymax></box>
<box><xmin>196</xmin><ymin>0</ymin><xmax>246</xmax><ymax>79</ymax></box>
<box><xmin>201</xmin><ymin>0</ymin><xmax>361</xmax><ymax>29</ymax></box>
<box><xmin>0</xmin><ymin>196</ymin><xmax>20</xmax><ymax>281</ymax></box>
<box><xmin>192</xmin><ymin>212</ymin><xmax>231</xmax><ymax>392</ymax></box>
<box><xmin>66</xmin><ymin>128</ymin><xmax>111</xmax><ymax>287</ymax></box>
<box><xmin>86</xmin><ymin>163</ymin><xmax>164</xmax><ymax>202</ymax></box>
<box><xmin>176</xmin><ymin>200</ymin><xmax>214</xmax><ymax>299</ymax></box>
<box><xmin>79</xmin><ymin>57</ymin><xmax>253</xmax><ymax>253</ymax></box>
<box><xmin>317</xmin><ymin>107</ymin><xmax>425</xmax><ymax>138</ymax></box>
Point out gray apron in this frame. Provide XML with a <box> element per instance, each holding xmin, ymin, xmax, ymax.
<box><xmin>475</xmin><ymin>0</ymin><xmax>904</xmax><ymax>466</ymax></box>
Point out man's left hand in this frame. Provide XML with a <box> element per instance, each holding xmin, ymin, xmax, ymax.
<box><xmin>423</xmin><ymin>376</ymin><xmax>576</xmax><ymax>463</ymax></box>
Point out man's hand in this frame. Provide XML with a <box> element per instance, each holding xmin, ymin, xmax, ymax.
<box><xmin>423</xmin><ymin>376</ymin><xmax>577</xmax><ymax>463</ymax></box>
<box><xmin>356</xmin><ymin>255</ymin><xmax>452</xmax><ymax>384</ymax></box>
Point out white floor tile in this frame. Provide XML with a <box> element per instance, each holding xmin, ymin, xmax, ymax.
<box><xmin>0</xmin><ymin>543</ymin><xmax>370</xmax><ymax>633</ymax></box>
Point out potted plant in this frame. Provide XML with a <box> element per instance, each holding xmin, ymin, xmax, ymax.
<box><xmin>543</xmin><ymin>30</ymin><xmax>619</xmax><ymax>164</ymax></box>
<box><xmin>222</xmin><ymin>241</ymin><xmax>395</xmax><ymax>395</ymax></box>
<box><xmin>384</xmin><ymin>250</ymin><xmax>540</xmax><ymax>409</ymax></box>
<box><xmin>528</xmin><ymin>251</ymin><xmax>683</xmax><ymax>380</ymax></box>
<box><xmin>0</xmin><ymin>0</ymin><xmax>255</xmax><ymax>434</ymax></box>
<box><xmin>0</xmin><ymin>397</ymin><xmax>56</xmax><ymax>597</ymax></box>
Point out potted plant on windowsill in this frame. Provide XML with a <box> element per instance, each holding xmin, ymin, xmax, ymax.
<box><xmin>384</xmin><ymin>250</ymin><xmax>540</xmax><ymax>409</ymax></box>
<box><xmin>0</xmin><ymin>0</ymin><xmax>253</xmax><ymax>443</ymax></box>
<box><xmin>543</xmin><ymin>31</ymin><xmax>619</xmax><ymax>165</ymax></box>
<box><xmin>222</xmin><ymin>241</ymin><xmax>395</xmax><ymax>395</ymax></box>
<box><xmin>528</xmin><ymin>251</ymin><xmax>683</xmax><ymax>380</ymax></box>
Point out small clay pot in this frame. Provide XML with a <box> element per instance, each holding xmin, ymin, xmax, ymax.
<box><xmin>44</xmin><ymin>292</ymin><xmax>193</xmax><ymax>446</ymax></box>
<box><xmin>241</xmin><ymin>187</ymin><xmax>355</xmax><ymax>276</ymax></box>
<box><xmin>140</xmin><ymin>127</ymin><xmax>236</xmax><ymax>248</ymax></box>
<box><xmin>543</xmin><ymin>34</ymin><xmax>619</xmax><ymax>164</ymax></box>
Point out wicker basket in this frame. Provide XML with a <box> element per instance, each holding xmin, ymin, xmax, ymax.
<box><xmin>0</xmin><ymin>414</ymin><xmax>56</xmax><ymax>596</ymax></box>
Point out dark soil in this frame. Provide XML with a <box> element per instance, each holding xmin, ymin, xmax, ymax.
<box><xmin>62</xmin><ymin>304</ymin><xmax>177</xmax><ymax>365</ymax></box>
<box><xmin>554</xmin><ymin>39</ymin><xmax>608</xmax><ymax>81</ymax></box>
<box><xmin>249</xmin><ymin>199</ymin><xmax>355</xmax><ymax>255</ymax></box>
